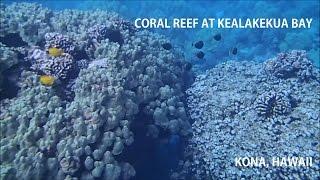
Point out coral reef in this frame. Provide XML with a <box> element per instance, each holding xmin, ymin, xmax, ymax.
<box><xmin>45</xmin><ymin>33</ymin><xmax>76</xmax><ymax>55</ymax></box>
<box><xmin>254</xmin><ymin>90</ymin><xmax>292</xmax><ymax>117</ymax></box>
<box><xmin>27</xmin><ymin>48</ymin><xmax>74</xmax><ymax>80</ymax></box>
<box><xmin>0</xmin><ymin>3</ymin><xmax>53</xmax><ymax>45</ymax></box>
<box><xmin>87</xmin><ymin>25</ymin><xmax>116</xmax><ymax>43</ymax></box>
<box><xmin>264</xmin><ymin>50</ymin><xmax>315</xmax><ymax>81</ymax></box>
<box><xmin>1</xmin><ymin>2</ymin><xmax>318</xmax><ymax>180</ymax></box>
<box><xmin>184</xmin><ymin>52</ymin><xmax>320</xmax><ymax>179</ymax></box>
<box><xmin>0</xmin><ymin>71</ymin><xmax>63</xmax><ymax>179</ymax></box>
<box><xmin>0</xmin><ymin>3</ymin><xmax>192</xmax><ymax>180</ymax></box>
<box><xmin>0</xmin><ymin>43</ymin><xmax>18</xmax><ymax>70</ymax></box>
<box><xmin>0</xmin><ymin>43</ymin><xmax>18</xmax><ymax>93</ymax></box>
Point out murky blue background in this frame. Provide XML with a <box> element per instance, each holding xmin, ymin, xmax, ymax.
<box><xmin>3</xmin><ymin>0</ymin><xmax>319</xmax><ymax>68</ymax></box>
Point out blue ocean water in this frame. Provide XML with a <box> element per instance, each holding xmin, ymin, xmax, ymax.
<box><xmin>3</xmin><ymin>0</ymin><xmax>320</xmax><ymax>68</ymax></box>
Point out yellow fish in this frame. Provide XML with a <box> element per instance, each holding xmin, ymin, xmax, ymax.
<box><xmin>48</xmin><ymin>47</ymin><xmax>63</xmax><ymax>57</ymax></box>
<box><xmin>39</xmin><ymin>75</ymin><xmax>55</xmax><ymax>86</ymax></box>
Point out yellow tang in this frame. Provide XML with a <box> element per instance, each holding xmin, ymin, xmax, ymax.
<box><xmin>48</xmin><ymin>47</ymin><xmax>64</xmax><ymax>57</ymax></box>
<box><xmin>39</xmin><ymin>75</ymin><xmax>55</xmax><ymax>86</ymax></box>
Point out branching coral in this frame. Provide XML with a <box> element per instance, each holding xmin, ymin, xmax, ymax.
<box><xmin>26</xmin><ymin>48</ymin><xmax>74</xmax><ymax>80</ymax></box>
<box><xmin>44</xmin><ymin>32</ymin><xmax>76</xmax><ymax>55</ymax></box>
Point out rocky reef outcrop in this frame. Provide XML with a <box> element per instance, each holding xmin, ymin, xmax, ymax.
<box><xmin>183</xmin><ymin>50</ymin><xmax>319</xmax><ymax>179</ymax></box>
<box><xmin>0</xmin><ymin>3</ymin><xmax>192</xmax><ymax>180</ymax></box>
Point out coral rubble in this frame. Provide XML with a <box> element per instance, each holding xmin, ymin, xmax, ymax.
<box><xmin>184</xmin><ymin>51</ymin><xmax>320</xmax><ymax>179</ymax></box>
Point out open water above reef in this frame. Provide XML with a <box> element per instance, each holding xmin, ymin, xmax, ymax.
<box><xmin>3</xmin><ymin>0</ymin><xmax>320</xmax><ymax>70</ymax></box>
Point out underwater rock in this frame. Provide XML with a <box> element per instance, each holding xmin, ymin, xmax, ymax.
<box><xmin>185</xmin><ymin>54</ymin><xmax>320</xmax><ymax>179</ymax></box>
<box><xmin>184</xmin><ymin>62</ymin><xmax>193</xmax><ymax>71</ymax></box>
<box><xmin>1</xmin><ymin>3</ymin><xmax>192</xmax><ymax>180</ymax></box>
<box><xmin>107</xmin><ymin>29</ymin><xmax>124</xmax><ymax>45</ymax></box>
<box><xmin>0</xmin><ymin>3</ymin><xmax>53</xmax><ymax>45</ymax></box>
<box><xmin>264</xmin><ymin>50</ymin><xmax>315</xmax><ymax>81</ymax></box>
<box><xmin>87</xmin><ymin>24</ymin><xmax>123</xmax><ymax>45</ymax></box>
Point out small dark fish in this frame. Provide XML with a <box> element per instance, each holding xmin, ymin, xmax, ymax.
<box><xmin>192</xmin><ymin>41</ymin><xmax>204</xmax><ymax>49</ymax></box>
<box><xmin>196</xmin><ymin>51</ymin><xmax>205</xmax><ymax>59</ymax></box>
<box><xmin>213</xmin><ymin>33</ymin><xmax>221</xmax><ymax>41</ymax></box>
<box><xmin>231</xmin><ymin>47</ymin><xmax>238</xmax><ymax>55</ymax></box>
<box><xmin>108</xmin><ymin>29</ymin><xmax>124</xmax><ymax>45</ymax></box>
<box><xmin>162</xmin><ymin>42</ymin><xmax>172</xmax><ymax>50</ymax></box>
<box><xmin>185</xmin><ymin>62</ymin><xmax>192</xmax><ymax>71</ymax></box>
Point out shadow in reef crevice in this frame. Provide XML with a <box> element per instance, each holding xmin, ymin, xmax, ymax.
<box><xmin>0</xmin><ymin>33</ymin><xmax>29</xmax><ymax>100</ymax></box>
<box><xmin>0</xmin><ymin>33</ymin><xmax>28</xmax><ymax>47</ymax></box>
<box><xmin>118</xmin><ymin>105</ymin><xmax>183</xmax><ymax>180</ymax></box>
<box><xmin>0</xmin><ymin>59</ymin><xmax>31</xmax><ymax>100</ymax></box>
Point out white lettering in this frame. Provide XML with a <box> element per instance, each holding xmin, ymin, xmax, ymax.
<box><xmin>135</xmin><ymin>18</ymin><xmax>141</xmax><ymax>28</ymax></box>
<box><xmin>235</xmin><ymin>157</ymin><xmax>267</xmax><ymax>167</ymax></box>
<box><xmin>306</xmin><ymin>18</ymin><xmax>313</xmax><ymax>28</ymax></box>
<box><xmin>298</xmin><ymin>157</ymin><xmax>306</xmax><ymax>166</ymax></box>
<box><xmin>272</xmin><ymin>157</ymin><xmax>280</xmax><ymax>166</ymax></box>
<box><xmin>218</xmin><ymin>18</ymin><xmax>225</xmax><ymax>28</ymax></box>
<box><xmin>235</xmin><ymin>157</ymin><xmax>242</xmax><ymax>166</ymax></box>
<box><xmin>282</xmin><ymin>18</ymin><xmax>289</xmax><ymax>28</ymax></box>
<box><xmin>287</xmin><ymin>157</ymin><xmax>299</xmax><ymax>166</ymax></box>
<box><xmin>201</xmin><ymin>18</ymin><xmax>209</xmax><ymax>28</ymax></box>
